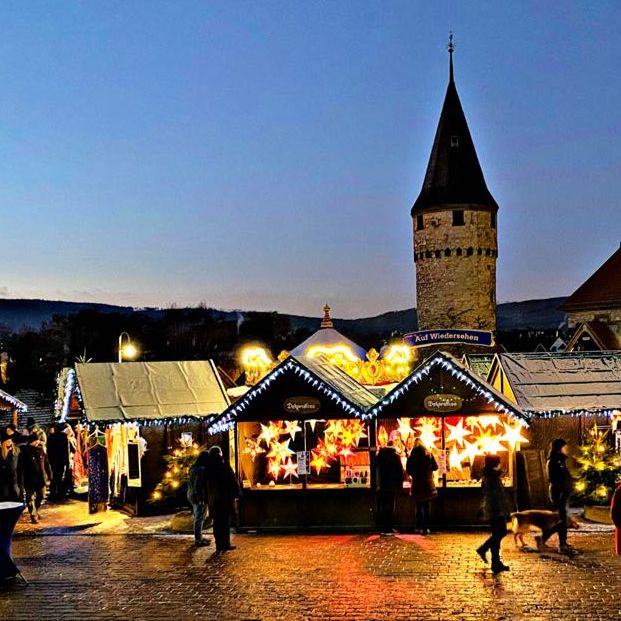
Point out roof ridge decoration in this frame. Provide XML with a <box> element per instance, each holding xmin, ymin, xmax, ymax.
<box><xmin>320</xmin><ymin>303</ymin><xmax>333</xmax><ymax>329</ymax></box>
<box><xmin>208</xmin><ymin>356</ymin><xmax>376</xmax><ymax>435</ymax></box>
<box><xmin>0</xmin><ymin>387</ymin><xmax>28</xmax><ymax>412</ymax></box>
<box><xmin>362</xmin><ymin>351</ymin><xmax>528</xmax><ymax>424</ymax></box>
<box><xmin>411</xmin><ymin>34</ymin><xmax>498</xmax><ymax>215</ymax></box>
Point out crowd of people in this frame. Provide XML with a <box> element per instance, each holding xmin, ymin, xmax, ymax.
<box><xmin>0</xmin><ymin>417</ymin><xmax>74</xmax><ymax>523</ymax></box>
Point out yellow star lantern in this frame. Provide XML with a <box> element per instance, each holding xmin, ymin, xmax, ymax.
<box><xmin>448</xmin><ymin>445</ymin><xmax>464</xmax><ymax>471</ymax></box>
<box><xmin>477</xmin><ymin>415</ymin><xmax>501</xmax><ymax>430</ymax></box>
<box><xmin>310</xmin><ymin>450</ymin><xmax>329</xmax><ymax>475</ymax></box>
<box><xmin>460</xmin><ymin>438</ymin><xmax>481</xmax><ymax>466</ymax></box>
<box><xmin>377</xmin><ymin>425</ymin><xmax>389</xmax><ymax>448</ymax></box>
<box><xmin>396</xmin><ymin>418</ymin><xmax>414</xmax><ymax>440</ymax></box>
<box><xmin>415</xmin><ymin>419</ymin><xmax>439</xmax><ymax>450</ymax></box>
<box><xmin>500</xmin><ymin>422</ymin><xmax>529</xmax><ymax>450</ymax></box>
<box><xmin>266</xmin><ymin>438</ymin><xmax>294</xmax><ymax>463</ymax></box>
<box><xmin>476</xmin><ymin>429</ymin><xmax>507</xmax><ymax>455</ymax></box>
<box><xmin>445</xmin><ymin>419</ymin><xmax>471</xmax><ymax>448</ymax></box>
<box><xmin>258</xmin><ymin>422</ymin><xmax>281</xmax><ymax>447</ymax></box>
<box><xmin>283</xmin><ymin>420</ymin><xmax>302</xmax><ymax>441</ymax></box>
<box><xmin>267</xmin><ymin>459</ymin><xmax>282</xmax><ymax>479</ymax></box>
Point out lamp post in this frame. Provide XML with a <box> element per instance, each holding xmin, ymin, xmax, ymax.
<box><xmin>118</xmin><ymin>332</ymin><xmax>138</xmax><ymax>363</ymax></box>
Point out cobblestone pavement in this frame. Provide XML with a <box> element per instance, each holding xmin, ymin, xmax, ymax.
<box><xmin>1</xmin><ymin>530</ymin><xmax>620</xmax><ymax>621</ymax></box>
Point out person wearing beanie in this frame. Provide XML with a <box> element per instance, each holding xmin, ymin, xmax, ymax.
<box><xmin>0</xmin><ymin>429</ymin><xmax>21</xmax><ymax>502</ymax></box>
<box><xmin>17</xmin><ymin>434</ymin><xmax>51</xmax><ymax>523</ymax></box>
<box><xmin>27</xmin><ymin>417</ymin><xmax>47</xmax><ymax>453</ymax></box>
<box><xmin>536</xmin><ymin>438</ymin><xmax>575</xmax><ymax>554</ymax></box>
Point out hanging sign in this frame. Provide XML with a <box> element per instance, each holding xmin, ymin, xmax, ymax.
<box><xmin>296</xmin><ymin>451</ymin><xmax>310</xmax><ymax>475</ymax></box>
<box><xmin>424</xmin><ymin>394</ymin><xmax>463</xmax><ymax>413</ymax></box>
<box><xmin>404</xmin><ymin>329</ymin><xmax>494</xmax><ymax>347</ymax></box>
<box><xmin>283</xmin><ymin>396</ymin><xmax>321</xmax><ymax>415</ymax></box>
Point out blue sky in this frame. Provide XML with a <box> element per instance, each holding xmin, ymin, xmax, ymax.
<box><xmin>1</xmin><ymin>2</ymin><xmax>620</xmax><ymax>318</ymax></box>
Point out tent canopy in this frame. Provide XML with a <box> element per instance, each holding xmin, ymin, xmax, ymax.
<box><xmin>75</xmin><ymin>360</ymin><xmax>229</xmax><ymax>423</ymax></box>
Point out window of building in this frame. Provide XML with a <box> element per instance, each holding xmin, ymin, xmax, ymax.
<box><xmin>466</xmin><ymin>247</ymin><xmax>473</xmax><ymax>256</ymax></box>
<box><xmin>452</xmin><ymin>210</ymin><xmax>465</xmax><ymax>226</ymax></box>
<box><xmin>450</xmin><ymin>136</ymin><xmax>459</xmax><ymax>148</ymax></box>
<box><xmin>491</xmin><ymin>211</ymin><xmax>497</xmax><ymax>229</ymax></box>
<box><xmin>444</xmin><ymin>248</ymin><xmax>451</xmax><ymax>257</ymax></box>
<box><xmin>456</xmin><ymin>248</ymin><xmax>462</xmax><ymax>256</ymax></box>
<box><xmin>416</xmin><ymin>214</ymin><xmax>424</xmax><ymax>230</ymax></box>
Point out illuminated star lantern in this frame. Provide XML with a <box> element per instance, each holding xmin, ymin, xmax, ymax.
<box><xmin>445</xmin><ymin>419</ymin><xmax>471</xmax><ymax>448</ymax></box>
<box><xmin>267</xmin><ymin>439</ymin><xmax>295</xmax><ymax>463</ymax></box>
<box><xmin>310</xmin><ymin>450</ymin><xmax>329</xmax><ymax>475</ymax></box>
<box><xmin>281</xmin><ymin>458</ymin><xmax>299</xmax><ymax>479</ymax></box>
<box><xmin>415</xmin><ymin>419</ymin><xmax>439</xmax><ymax>450</ymax></box>
<box><xmin>448</xmin><ymin>445</ymin><xmax>464</xmax><ymax>471</ymax></box>
<box><xmin>243</xmin><ymin>438</ymin><xmax>266</xmax><ymax>461</ymax></box>
<box><xmin>283</xmin><ymin>420</ymin><xmax>302</xmax><ymax>441</ymax></box>
<box><xmin>477</xmin><ymin>415</ymin><xmax>501</xmax><ymax>430</ymax></box>
<box><xmin>476</xmin><ymin>429</ymin><xmax>507</xmax><ymax>455</ymax></box>
<box><xmin>501</xmin><ymin>422</ymin><xmax>529</xmax><ymax>451</ymax></box>
<box><xmin>267</xmin><ymin>459</ymin><xmax>282</xmax><ymax>479</ymax></box>
<box><xmin>377</xmin><ymin>425</ymin><xmax>389</xmax><ymax>447</ymax></box>
<box><xmin>338</xmin><ymin>446</ymin><xmax>354</xmax><ymax>462</ymax></box>
<box><xmin>258</xmin><ymin>422</ymin><xmax>280</xmax><ymax>447</ymax></box>
<box><xmin>396</xmin><ymin>418</ymin><xmax>414</xmax><ymax>441</ymax></box>
<box><xmin>324</xmin><ymin>420</ymin><xmax>343</xmax><ymax>440</ymax></box>
<box><xmin>460</xmin><ymin>438</ymin><xmax>481</xmax><ymax>467</ymax></box>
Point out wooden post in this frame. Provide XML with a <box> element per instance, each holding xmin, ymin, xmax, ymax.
<box><xmin>12</xmin><ymin>407</ymin><xmax>18</xmax><ymax>427</ymax></box>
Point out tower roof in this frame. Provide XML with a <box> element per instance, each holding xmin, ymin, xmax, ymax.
<box><xmin>560</xmin><ymin>245</ymin><xmax>621</xmax><ymax>312</ymax></box>
<box><xmin>412</xmin><ymin>39</ymin><xmax>498</xmax><ymax>215</ymax></box>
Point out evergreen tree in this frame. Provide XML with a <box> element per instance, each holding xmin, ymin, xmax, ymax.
<box><xmin>574</xmin><ymin>425</ymin><xmax>621</xmax><ymax>505</ymax></box>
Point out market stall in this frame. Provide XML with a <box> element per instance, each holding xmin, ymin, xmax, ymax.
<box><xmin>361</xmin><ymin>352</ymin><xmax>530</xmax><ymax>525</ymax></box>
<box><xmin>208</xmin><ymin>355</ymin><xmax>378</xmax><ymax>529</ymax></box>
<box><xmin>57</xmin><ymin>360</ymin><xmax>229</xmax><ymax>515</ymax></box>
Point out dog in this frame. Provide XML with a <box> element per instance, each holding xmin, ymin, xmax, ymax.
<box><xmin>509</xmin><ymin>510</ymin><xmax>580</xmax><ymax>549</ymax></box>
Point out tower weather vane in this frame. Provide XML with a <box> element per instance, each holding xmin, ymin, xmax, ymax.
<box><xmin>448</xmin><ymin>32</ymin><xmax>455</xmax><ymax>82</ymax></box>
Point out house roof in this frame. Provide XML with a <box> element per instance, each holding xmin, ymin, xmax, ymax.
<box><xmin>0</xmin><ymin>388</ymin><xmax>28</xmax><ymax>413</ymax></box>
<box><xmin>565</xmin><ymin>321</ymin><xmax>621</xmax><ymax>352</ymax></box>
<box><xmin>462</xmin><ymin>354</ymin><xmax>494</xmax><ymax>380</ymax></box>
<box><xmin>74</xmin><ymin>360</ymin><xmax>229</xmax><ymax>423</ymax></box>
<box><xmin>560</xmin><ymin>246</ymin><xmax>621</xmax><ymax>312</ymax></box>
<box><xmin>208</xmin><ymin>355</ymin><xmax>378</xmax><ymax>434</ymax></box>
<box><xmin>496</xmin><ymin>351</ymin><xmax>621</xmax><ymax>415</ymax></box>
<box><xmin>411</xmin><ymin>47</ymin><xmax>498</xmax><ymax>215</ymax></box>
<box><xmin>363</xmin><ymin>351</ymin><xmax>527</xmax><ymax>423</ymax></box>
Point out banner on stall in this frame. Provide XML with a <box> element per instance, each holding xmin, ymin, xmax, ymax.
<box><xmin>404</xmin><ymin>329</ymin><xmax>494</xmax><ymax>347</ymax></box>
<box><xmin>296</xmin><ymin>451</ymin><xmax>310</xmax><ymax>475</ymax></box>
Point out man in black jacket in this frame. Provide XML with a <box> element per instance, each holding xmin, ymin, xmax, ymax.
<box><xmin>17</xmin><ymin>434</ymin><xmax>51</xmax><ymax>523</ymax></box>
<box><xmin>47</xmin><ymin>423</ymin><xmax>70</xmax><ymax>501</ymax></box>
<box><xmin>375</xmin><ymin>441</ymin><xmax>404</xmax><ymax>534</ymax></box>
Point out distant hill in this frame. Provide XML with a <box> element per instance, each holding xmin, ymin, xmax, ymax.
<box><xmin>0</xmin><ymin>296</ymin><xmax>567</xmax><ymax>334</ymax></box>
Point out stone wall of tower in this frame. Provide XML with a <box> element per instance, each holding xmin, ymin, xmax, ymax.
<box><xmin>413</xmin><ymin>208</ymin><xmax>497</xmax><ymax>332</ymax></box>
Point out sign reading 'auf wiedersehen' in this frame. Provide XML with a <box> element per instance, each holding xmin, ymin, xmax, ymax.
<box><xmin>404</xmin><ymin>329</ymin><xmax>494</xmax><ymax>347</ymax></box>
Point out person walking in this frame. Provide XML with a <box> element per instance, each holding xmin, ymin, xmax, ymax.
<box><xmin>17</xmin><ymin>434</ymin><xmax>51</xmax><ymax>523</ymax></box>
<box><xmin>406</xmin><ymin>439</ymin><xmax>438</xmax><ymax>534</ymax></box>
<box><xmin>536</xmin><ymin>438</ymin><xmax>575</xmax><ymax>554</ymax></box>
<box><xmin>187</xmin><ymin>450</ymin><xmax>211</xmax><ymax>547</ymax></box>
<box><xmin>0</xmin><ymin>429</ymin><xmax>21</xmax><ymax>502</ymax></box>
<box><xmin>26</xmin><ymin>417</ymin><xmax>47</xmax><ymax>453</ymax></box>
<box><xmin>476</xmin><ymin>454</ymin><xmax>511</xmax><ymax>574</ymax></box>
<box><xmin>205</xmin><ymin>446</ymin><xmax>241</xmax><ymax>552</ymax></box>
<box><xmin>375</xmin><ymin>441</ymin><xmax>404</xmax><ymax>534</ymax></box>
<box><xmin>611</xmin><ymin>481</ymin><xmax>621</xmax><ymax>556</ymax></box>
<box><xmin>47</xmin><ymin>423</ymin><xmax>70</xmax><ymax>501</ymax></box>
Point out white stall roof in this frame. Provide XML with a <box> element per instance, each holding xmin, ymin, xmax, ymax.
<box><xmin>499</xmin><ymin>351</ymin><xmax>621</xmax><ymax>414</ymax></box>
<box><xmin>75</xmin><ymin>360</ymin><xmax>229</xmax><ymax>422</ymax></box>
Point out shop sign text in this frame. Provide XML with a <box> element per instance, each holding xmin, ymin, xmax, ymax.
<box><xmin>404</xmin><ymin>329</ymin><xmax>494</xmax><ymax>347</ymax></box>
<box><xmin>283</xmin><ymin>396</ymin><xmax>321</xmax><ymax>415</ymax></box>
<box><xmin>424</xmin><ymin>394</ymin><xmax>463</xmax><ymax>413</ymax></box>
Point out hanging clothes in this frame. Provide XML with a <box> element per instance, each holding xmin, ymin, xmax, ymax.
<box><xmin>72</xmin><ymin>426</ymin><xmax>89</xmax><ymax>494</ymax></box>
<box><xmin>88</xmin><ymin>443</ymin><xmax>109</xmax><ymax>513</ymax></box>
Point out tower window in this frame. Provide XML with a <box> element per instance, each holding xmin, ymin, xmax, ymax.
<box><xmin>491</xmin><ymin>211</ymin><xmax>497</xmax><ymax>229</ymax></box>
<box><xmin>466</xmin><ymin>247</ymin><xmax>473</xmax><ymax>256</ymax></box>
<box><xmin>450</xmin><ymin>135</ymin><xmax>459</xmax><ymax>148</ymax></box>
<box><xmin>456</xmin><ymin>248</ymin><xmax>462</xmax><ymax>256</ymax></box>
<box><xmin>425</xmin><ymin>250</ymin><xmax>432</xmax><ymax>259</ymax></box>
<box><xmin>452</xmin><ymin>210</ymin><xmax>465</xmax><ymax>226</ymax></box>
<box><xmin>444</xmin><ymin>248</ymin><xmax>451</xmax><ymax>257</ymax></box>
<box><xmin>435</xmin><ymin>250</ymin><xmax>441</xmax><ymax>258</ymax></box>
<box><xmin>485</xmin><ymin>248</ymin><xmax>491</xmax><ymax>256</ymax></box>
<box><xmin>416</xmin><ymin>214</ymin><xmax>424</xmax><ymax>230</ymax></box>
<box><xmin>477</xmin><ymin>248</ymin><xmax>483</xmax><ymax>255</ymax></box>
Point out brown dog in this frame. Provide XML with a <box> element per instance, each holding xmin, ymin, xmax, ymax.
<box><xmin>510</xmin><ymin>510</ymin><xmax>580</xmax><ymax>548</ymax></box>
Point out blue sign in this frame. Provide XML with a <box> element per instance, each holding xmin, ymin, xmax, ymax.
<box><xmin>404</xmin><ymin>329</ymin><xmax>494</xmax><ymax>347</ymax></box>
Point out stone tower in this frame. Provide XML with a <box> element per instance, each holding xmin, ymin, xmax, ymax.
<box><xmin>412</xmin><ymin>38</ymin><xmax>498</xmax><ymax>335</ymax></box>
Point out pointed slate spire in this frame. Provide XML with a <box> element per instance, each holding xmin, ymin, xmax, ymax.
<box><xmin>411</xmin><ymin>36</ymin><xmax>498</xmax><ymax>215</ymax></box>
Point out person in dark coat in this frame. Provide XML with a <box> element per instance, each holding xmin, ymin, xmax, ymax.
<box><xmin>47</xmin><ymin>423</ymin><xmax>70</xmax><ymax>501</ymax></box>
<box><xmin>537</xmin><ymin>438</ymin><xmax>575</xmax><ymax>554</ymax></box>
<box><xmin>187</xmin><ymin>450</ymin><xmax>211</xmax><ymax>547</ymax></box>
<box><xmin>375</xmin><ymin>441</ymin><xmax>404</xmax><ymax>534</ymax></box>
<box><xmin>406</xmin><ymin>439</ymin><xmax>438</xmax><ymax>534</ymax></box>
<box><xmin>0</xmin><ymin>429</ymin><xmax>21</xmax><ymax>502</ymax></box>
<box><xmin>205</xmin><ymin>446</ymin><xmax>241</xmax><ymax>552</ymax></box>
<box><xmin>17</xmin><ymin>434</ymin><xmax>51</xmax><ymax>523</ymax></box>
<box><xmin>476</xmin><ymin>454</ymin><xmax>511</xmax><ymax>574</ymax></box>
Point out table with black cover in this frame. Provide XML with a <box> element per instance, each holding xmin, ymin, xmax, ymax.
<box><xmin>0</xmin><ymin>501</ymin><xmax>26</xmax><ymax>582</ymax></box>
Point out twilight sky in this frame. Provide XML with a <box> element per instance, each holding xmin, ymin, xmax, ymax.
<box><xmin>1</xmin><ymin>2</ymin><xmax>620</xmax><ymax>318</ymax></box>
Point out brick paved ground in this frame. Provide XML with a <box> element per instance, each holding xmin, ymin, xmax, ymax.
<box><xmin>1</xmin><ymin>530</ymin><xmax>620</xmax><ymax>621</ymax></box>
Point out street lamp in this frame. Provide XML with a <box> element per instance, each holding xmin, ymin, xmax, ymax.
<box><xmin>118</xmin><ymin>332</ymin><xmax>138</xmax><ymax>363</ymax></box>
